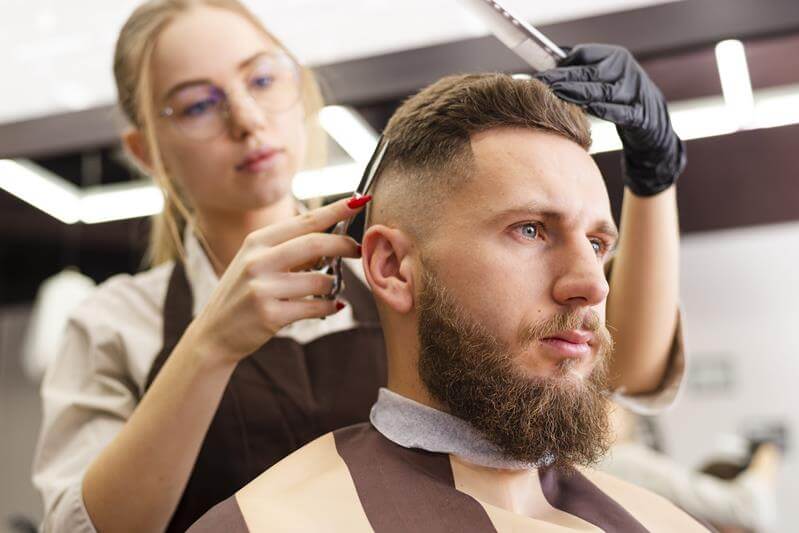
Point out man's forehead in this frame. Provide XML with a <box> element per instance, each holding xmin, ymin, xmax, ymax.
<box><xmin>452</xmin><ymin>128</ymin><xmax>612</xmax><ymax>225</ymax></box>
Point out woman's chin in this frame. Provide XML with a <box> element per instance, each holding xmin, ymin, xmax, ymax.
<box><xmin>240</xmin><ymin>174</ymin><xmax>295</xmax><ymax>208</ymax></box>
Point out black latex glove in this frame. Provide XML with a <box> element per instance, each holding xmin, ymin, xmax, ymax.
<box><xmin>534</xmin><ymin>44</ymin><xmax>686</xmax><ymax>197</ymax></box>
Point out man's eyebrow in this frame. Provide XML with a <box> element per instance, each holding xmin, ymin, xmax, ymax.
<box><xmin>488</xmin><ymin>203</ymin><xmax>620</xmax><ymax>242</ymax></box>
<box><xmin>594</xmin><ymin>221</ymin><xmax>620</xmax><ymax>243</ymax></box>
<box><xmin>486</xmin><ymin>201</ymin><xmax>559</xmax><ymax>221</ymax></box>
<box><xmin>162</xmin><ymin>51</ymin><xmax>272</xmax><ymax>102</ymax></box>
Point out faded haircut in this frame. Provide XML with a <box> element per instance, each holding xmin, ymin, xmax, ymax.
<box><xmin>367</xmin><ymin>73</ymin><xmax>592</xmax><ymax>237</ymax></box>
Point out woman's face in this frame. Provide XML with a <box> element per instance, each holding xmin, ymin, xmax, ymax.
<box><xmin>148</xmin><ymin>6</ymin><xmax>307</xmax><ymax>217</ymax></box>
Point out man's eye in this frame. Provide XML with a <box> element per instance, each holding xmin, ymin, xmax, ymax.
<box><xmin>590</xmin><ymin>239</ymin><xmax>607</xmax><ymax>255</ymax></box>
<box><xmin>518</xmin><ymin>223</ymin><xmax>540</xmax><ymax>240</ymax></box>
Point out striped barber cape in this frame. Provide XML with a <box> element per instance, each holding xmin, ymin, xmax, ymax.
<box><xmin>189</xmin><ymin>390</ymin><xmax>710</xmax><ymax>533</ymax></box>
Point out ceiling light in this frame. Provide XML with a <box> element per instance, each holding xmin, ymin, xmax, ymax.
<box><xmin>318</xmin><ymin>106</ymin><xmax>378</xmax><ymax>163</ymax></box>
<box><xmin>292</xmin><ymin>163</ymin><xmax>362</xmax><ymax>200</ymax></box>
<box><xmin>79</xmin><ymin>182</ymin><xmax>164</xmax><ymax>224</ymax></box>
<box><xmin>715</xmin><ymin>39</ymin><xmax>754</xmax><ymax>128</ymax></box>
<box><xmin>0</xmin><ymin>159</ymin><xmax>80</xmax><ymax>223</ymax></box>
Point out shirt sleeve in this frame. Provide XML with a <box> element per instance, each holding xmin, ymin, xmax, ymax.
<box><xmin>599</xmin><ymin>443</ymin><xmax>777</xmax><ymax>530</ymax></box>
<box><xmin>32</xmin><ymin>300</ymin><xmax>140</xmax><ymax>532</ymax></box>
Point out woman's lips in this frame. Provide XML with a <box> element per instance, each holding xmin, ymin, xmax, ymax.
<box><xmin>235</xmin><ymin>148</ymin><xmax>283</xmax><ymax>173</ymax></box>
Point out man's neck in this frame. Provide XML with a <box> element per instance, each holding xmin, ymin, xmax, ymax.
<box><xmin>197</xmin><ymin>194</ymin><xmax>297</xmax><ymax>275</ymax></box>
<box><xmin>386</xmin><ymin>377</ymin><xmax>445</xmax><ymax>412</ymax></box>
<box><xmin>384</xmin><ymin>330</ymin><xmax>447</xmax><ymax>411</ymax></box>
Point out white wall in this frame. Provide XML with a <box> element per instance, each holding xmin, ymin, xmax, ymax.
<box><xmin>660</xmin><ymin>221</ymin><xmax>799</xmax><ymax>532</ymax></box>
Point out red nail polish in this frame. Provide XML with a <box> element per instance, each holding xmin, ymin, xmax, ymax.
<box><xmin>335</xmin><ymin>301</ymin><xmax>346</xmax><ymax>312</ymax></box>
<box><xmin>347</xmin><ymin>195</ymin><xmax>372</xmax><ymax>209</ymax></box>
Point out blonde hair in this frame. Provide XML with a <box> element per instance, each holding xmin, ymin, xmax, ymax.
<box><xmin>114</xmin><ymin>0</ymin><xmax>326</xmax><ymax>266</ymax></box>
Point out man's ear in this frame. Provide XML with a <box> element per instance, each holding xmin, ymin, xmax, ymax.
<box><xmin>122</xmin><ymin>128</ymin><xmax>153</xmax><ymax>174</ymax></box>
<box><xmin>362</xmin><ymin>224</ymin><xmax>415</xmax><ymax>314</ymax></box>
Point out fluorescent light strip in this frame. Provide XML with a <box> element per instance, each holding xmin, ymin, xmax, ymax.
<box><xmin>80</xmin><ymin>182</ymin><xmax>164</xmax><ymax>224</ymax></box>
<box><xmin>292</xmin><ymin>163</ymin><xmax>362</xmax><ymax>200</ymax></box>
<box><xmin>0</xmin><ymin>159</ymin><xmax>80</xmax><ymax>223</ymax></box>
<box><xmin>318</xmin><ymin>105</ymin><xmax>379</xmax><ymax>163</ymax></box>
<box><xmin>715</xmin><ymin>39</ymin><xmax>754</xmax><ymax>128</ymax></box>
<box><xmin>750</xmin><ymin>84</ymin><xmax>799</xmax><ymax>130</ymax></box>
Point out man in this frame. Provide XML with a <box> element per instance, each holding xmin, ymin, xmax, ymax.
<box><xmin>188</xmin><ymin>70</ymin><xmax>708</xmax><ymax>532</ymax></box>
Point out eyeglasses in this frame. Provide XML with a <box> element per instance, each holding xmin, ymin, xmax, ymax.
<box><xmin>158</xmin><ymin>51</ymin><xmax>302</xmax><ymax>141</ymax></box>
<box><xmin>325</xmin><ymin>135</ymin><xmax>390</xmax><ymax>299</ymax></box>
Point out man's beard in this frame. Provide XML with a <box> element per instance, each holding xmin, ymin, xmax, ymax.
<box><xmin>417</xmin><ymin>268</ymin><xmax>614</xmax><ymax>469</ymax></box>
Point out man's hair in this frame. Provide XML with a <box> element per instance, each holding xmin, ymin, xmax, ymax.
<box><xmin>369</xmin><ymin>73</ymin><xmax>592</xmax><ymax>235</ymax></box>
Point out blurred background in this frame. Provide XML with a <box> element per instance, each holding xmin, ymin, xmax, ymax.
<box><xmin>0</xmin><ymin>0</ymin><xmax>797</xmax><ymax>531</ymax></box>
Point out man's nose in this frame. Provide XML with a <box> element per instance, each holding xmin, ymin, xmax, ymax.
<box><xmin>226</xmin><ymin>88</ymin><xmax>267</xmax><ymax>141</ymax></box>
<box><xmin>550</xmin><ymin>242</ymin><xmax>610</xmax><ymax>308</ymax></box>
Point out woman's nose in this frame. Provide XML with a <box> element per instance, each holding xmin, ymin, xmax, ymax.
<box><xmin>226</xmin><ymin>89</ymin><xmax>267</xmax><ymax>141</ymax></box>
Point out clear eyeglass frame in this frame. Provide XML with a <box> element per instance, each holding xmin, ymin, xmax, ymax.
<box><xmin>158</xmin><ymin>51</ymin><xmax>303</xmax><ymax>141</ymax></box>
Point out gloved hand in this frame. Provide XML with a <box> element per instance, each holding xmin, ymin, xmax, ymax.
<box><xmin>534</xmin><ymin>44</ymin><xmax>686</xmax><ymax>197</ymax></box>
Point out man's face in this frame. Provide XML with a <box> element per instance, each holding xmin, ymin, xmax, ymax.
<box><xmin>416</xmin><ymin>127</ymin><xmax>618</xmax><ymax>466</ymax></box>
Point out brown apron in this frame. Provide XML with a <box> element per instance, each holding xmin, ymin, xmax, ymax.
<box><xmin>144</xmin><ymin>262</ymin><xmax>387</xmax><ymax>532</ymax></box>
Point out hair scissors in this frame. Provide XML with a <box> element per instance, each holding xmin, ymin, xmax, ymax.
<box><xmin>324</xmin><ymin>135</ymin><xmax>389</xmax><ymax>299</ymax></box>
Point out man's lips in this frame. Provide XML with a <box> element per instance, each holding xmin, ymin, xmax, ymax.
<box><xmin>539</xmin><ymin>330</ymin><xmax>595</xmax><ymax>358</ymax></box>
<box><xmin>235</xmin><ymin>146</ymin><xmax>283</xmax><ymax>172</ymax></box>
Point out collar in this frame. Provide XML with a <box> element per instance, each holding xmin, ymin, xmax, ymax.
<box><xmin>370</xmin><ymin>388</ymin><xmax>539</xmax><ymax>470</ymax></box>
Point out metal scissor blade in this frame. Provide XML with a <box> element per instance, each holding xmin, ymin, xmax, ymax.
<box><xmin>354</xmin><ymin>135</ymin><xmax>389</xmax><ymax>195</ymax></box>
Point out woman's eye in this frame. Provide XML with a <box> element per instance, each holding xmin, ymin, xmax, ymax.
<box><xmin>518</xmin><ymin>223</ymin><xmax>540</xmax><ymax>240</ymax></box>
<box><xmin>182</xmin><ymin>98</ymin><xmax>218</xmax><ymax>117</ymax></box>
<box><xmin>251</xmin><ymin>75</ymin><xmax>275</xmax><ymax>90</ymax></box>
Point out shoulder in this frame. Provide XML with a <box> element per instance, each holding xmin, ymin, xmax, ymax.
<box><xmin>60</xmin><ymin>262</ymin><xmax>175</xmax><ymax>388</ymax></box>
<box><xmin>576</xmin><ymin>466</ymin><xmax>710</xmax><ymax>531</ymax></box>
<box><xmin>234</xmin><ymin>427</ymin><xmax>373</xmax><ymax>532</ymax></box>
<box><xmin>238</xmin><ymin>431</ymin><xmax>351</xmax><ymax>499</ymax></box>
<box><xmin>69</xmin><ymin>261</ymin><xmax>174</xmax><ymax>331</ymax></box>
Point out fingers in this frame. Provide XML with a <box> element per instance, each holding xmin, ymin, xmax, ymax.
<box><xmin>586</xmin><ymin>102</ymin><xmax>645</xmax><ymax>128</ymax></box>
<box><xmin>258</xmin><ymin>272</ymin><xmax>336</xmax><ymax>300</ymax></box>
<box><xmin>277</xmin><ymin>298</ymin><xmax>346</xmax><ymax>324</ymax></box>
<box><xmin>248</xmin><ymin>195</ymin><xmax>371</xmax><ymax>248</ymax></box>
<box><xmin>535</xmin><ymin>65</ymin><xmax>599</xmax><ymax>85</ymax></box>
<box><xmin>560</xmin><ymin>43</ymin><xmax>626</xmax><ymax>67</ymax></box>
<box><xmin>266</xmin><ymin>232</ymin><xmax>361</xmax><ymax>272</ymax></box>
<box><xmin>536</xmin><ymin>45</ymin><xmax>630</xmax><ymax>87</ymax></box>
<box><xmin>550</xmin><ymin>81</ymin><xmax>636</xmax><ymax>106</ymax></box>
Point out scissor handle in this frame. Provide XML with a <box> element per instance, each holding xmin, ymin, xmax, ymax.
<box><xmin>320</xmin><ymin>218</ymin><xmax>352</xmax><ymax>300</ymax></box>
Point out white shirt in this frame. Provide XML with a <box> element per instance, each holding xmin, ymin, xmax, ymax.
<box><xmin>32</xmin><ymin>231</ymin><xmax>685</xmax><ymax>532</ymax></box>
<box><xmin>598</xmin><ymin>442</ymin><xmax>777</xmax><ymax>530</ymax></box>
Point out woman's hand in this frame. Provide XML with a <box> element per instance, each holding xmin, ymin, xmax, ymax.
<box><xmin>188</xmin><ymin>195</ymin><xmax>370</xmax><ymax>367</ymax></box>
<box><xmin>535</xmin><ymin>44</ymin><xmax>686</xmax><ymax>197</ymax></box>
